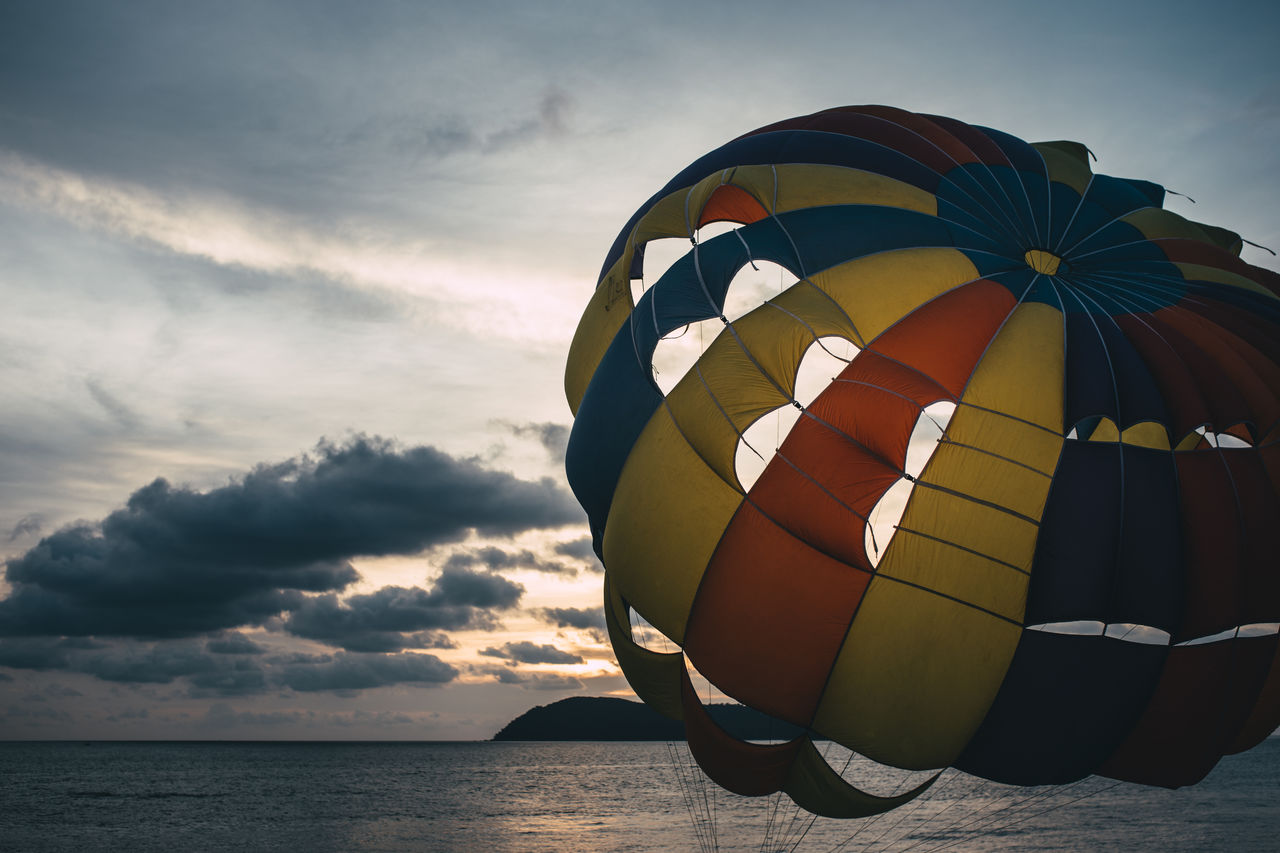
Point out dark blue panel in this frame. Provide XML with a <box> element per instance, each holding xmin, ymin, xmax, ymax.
<box><xmin>564</xmin><ymin>327</ymin><xmax>664</xmax><ymax>551</ymax></box>
<box><xmin>956</xmin><ymin>631</ymin><xmax>1167</xmax><ymax>785</ymax></box>
<box><xmin>1029</xmin><ymin>441</ymin><xmax>1184</xmax><ymax>631</ymax></box>
<box><xmin>1051</xmin><ymin>175</ymin><xmax>1158</xmax><ymax>256</ymax></box>
<box><xmin>1028</xmin><ymin>441</ymin><xmax>1122</xmax><ymax>624</ymax></box>
<box><xmin>1063</xmin><ymin>306</ymin><xmax>1117</xmax><ymax>424</ymax></box>
<box><xmin>598</xmin><ymin>129</ymin><xmax>950</xmax><ymax>281</ymax></box>
<box><xmin>1060</xmin><ymin>296</ymin><xmax>1171</xmax><ymax>428</ymax></box>
<box><xmin>1112</xmin><ymin>445</ymin><xmax>1183</xmax><ymax>629</ymax></box>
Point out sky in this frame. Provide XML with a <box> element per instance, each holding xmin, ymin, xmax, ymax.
<box><xmin>1</xmin><ymin>0</ymin><xmax>1278</xmax><ymax>741</ymax></box>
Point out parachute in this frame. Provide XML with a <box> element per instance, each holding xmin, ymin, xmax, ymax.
<box><xmin>563</xmin><ymin>105</ymin><xmax>1280</xmax><ymax>824</ymax></box>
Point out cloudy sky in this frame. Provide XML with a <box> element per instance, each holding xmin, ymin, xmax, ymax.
<box><xmin>2</xmin><ymin>0</ymin><xmax>1278</xmax><ymax>740</ymax></box>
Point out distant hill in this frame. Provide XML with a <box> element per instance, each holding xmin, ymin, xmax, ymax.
<box><xmin>491</xmin><ymin>695</ymin><xmax>805</xmax><ymax>741</ymax></box>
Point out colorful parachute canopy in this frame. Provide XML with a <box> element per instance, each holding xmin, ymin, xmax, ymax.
<box><xmin>564</xmin><ymin>105</ymin><xmax>1280</xmax><ymax>817</ymax></box>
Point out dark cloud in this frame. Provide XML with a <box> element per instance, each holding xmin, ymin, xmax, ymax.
<box><xmin>274</xmin><ymin>651</ymin><xmax>458</xmax><ymax>693</ymax></box>
<box><xmin>205</xmin><ymin>633</ymin><xmax>265</xmax><ymax>655</ymax></box>
<box><xmin>0</xmin><ymin>435</ymin><xmax>579</xmax><ymax>639</ymax></box>
<box><xmin>479</xmin><ymin>641</ymin><xmax>583</xmax><ymax>665</ymax></box>
<box><xmin>486</xmin><ymin>666</ymin><xmax>583</xmax><ymax>691</ymax></box>
<box><xmin>552</xmin><ymin>536</ymin><xmax>601</xmax><ymax>570</ymax></box>
<box><xmin>507</xmin><ymin>421</ymin><xmax>571</xmax><ymax>463</ymax></box>
<box><xmin>7</xmin><ymin>514</ymin><xmax>44</xmax><ymax>542</ymax></box>
<box><xmin>0</xmin><ymin>637</ymin><xmax>268</xmax><ymax>694</ymax></box>
<box><xmin>443</xmin><ymin>545</ymin><xmax>575</xmax><ymax>576</ymax></box>
<box><xmin>283</xmin><ymin>569</ymin><xmax>521</xmax><ymax>652</ymax></box>
<box><xmin>536</xmin><ymin>606</ymin><xmax>606</xmax><ymax>631</ymax></box>
<box><xmin>0</xmin><ymin>635</ymin><xmax>458</xmax><ymax>696</ymax></box>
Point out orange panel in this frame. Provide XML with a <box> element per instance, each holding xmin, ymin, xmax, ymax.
<box><xmin>680</xmin><ymin>667</ymin><xmax>802</xmax><ymax>797</ymax></box>
<box><xmin>697</xmin><ymin>183</ymin><xmax>770</xmax><ymax>228</ymax></box>
<box><xmin>683</xmin><ymin>502</ymin><xmax>873</xmax><ymax>727</ymax></box>
<box><xmin>871</xmin><ymin>278</ymin><xmax>1018</xmax><ymax>396</ymax></box>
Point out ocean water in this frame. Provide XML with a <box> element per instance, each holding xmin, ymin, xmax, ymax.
<box><xmin>1</xmin><ymin>739</ymin><xmax>1276</xmax><ymax>852</ymax></box>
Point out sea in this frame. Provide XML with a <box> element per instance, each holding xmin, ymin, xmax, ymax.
<box><xmin>1</xmin><ymin>739</ymin><xmax>1276</xmax><ymax>852</ymax></box>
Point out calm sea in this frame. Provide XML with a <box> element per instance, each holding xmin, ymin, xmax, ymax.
<box><xmin>1</xmin><ymin>739</ymin><xmax>1276</xmax><ymax>852</ymax></box>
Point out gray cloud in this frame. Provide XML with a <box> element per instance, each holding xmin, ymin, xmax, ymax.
<box><xmin>536</xmin><ymin>606</ymin><xmax>605</xmax><ymax>631</ymax></box>
<box><xmin>205</xmin><ymin>633</ymin><xmax>265</xmax><ymax>655</ymax></box>
<box><xmin>479</xmin><ymin>641</ymin><xmax>583</xmax><ymax>665</ymax></box>
<box><xmin>507</xmin><ymin>421</ymin><xmax>571</xmax><ymax>463</ymax></box>
<box><xmin>274</xmin><ymin>650</ymin><xmax>458</xmax><ymax>693</ymax></box>
<box><xmin>443</xmin><ymin>545</ymin><xmax>575</xmax><ymax>576</ymax></box>
<box><xmin>487</xmin><ymin>666</ymin><xmax>583</xmax><ymax>691</ymax></box>
<box><xmin>552</xmin><ymin>536</ymin><xmax>601</xmax><ymax>569</ymax></box>
<box><xmin>0</xmin><ymin>635</ymin><xmax>458</xmax><ymax>695</ymax></box>
<box><xmin>0</xmin><ymin>637</ymin><xmax>268</xmax><ymax>694</ymax></box>
<box><xmin>282</xmin><ymin>569</ymin><xmax>521</xmax><ymax>652</ymax></box>
<box><xmin>7</xmin><ymin>514</ymin><xmax>44</xmax><ymax>542</ymax></box>
<box><xmin>0</xmin><ymin>435</ymin><xmax>579</xmax><ymax>639</ymax></box>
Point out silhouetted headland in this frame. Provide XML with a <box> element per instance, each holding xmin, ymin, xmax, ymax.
<box><xmin>491</xmin><ymin>696</ymin><xmax>805</xmax><ymax>741</ymax></box>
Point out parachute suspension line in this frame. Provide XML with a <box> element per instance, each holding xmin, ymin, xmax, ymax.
<box><xmin>676</xmin><ymin>738</ymin><xmax>723</xmax><ymax>853</ymax></box>
<box><xmin>667</xmin><ymin>740</ymin><xmax>714</xmax><ymax>853</ymax></box>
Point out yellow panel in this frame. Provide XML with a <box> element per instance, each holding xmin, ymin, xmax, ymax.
<box><xmin>1122</xmin><ymin>421</ymin><xmax>1171</xmax><ymax>449</ymax></box>
<box><xmin>771</xmin><ymin>165</ymin><xmax>937</xmax><ymax>216</ymax></box>
<box><xmin>603</xmin><ymin>575</ymin><xmax>685</xmax><ymax>720</ymax></box>
<box><xmin>915</xmin><ymin>438</ymin><xmax>1054</xmax><ymax>528</ymax></box>
<box><xmin>1088</xmin><ymin>417</ymin><xmax>1120</xmax><ymax>442</ymax></box>
<box><xmin>1033</xmin><ymin>142</ymin><xmax>1092</xmax><ymax>195</ymax></box>
<box><xmin>808</xmin><ymin>249</ymin><xmax>982</xmax><ymax>347</ymax></box>
<box><xmin>885</xmin><ymin>487</ymin><xmax>1035</xmax><ymax>619</ymax></box>
<box><xmin>663</xmin><ymin>365</ymin><xmax>746</xmax><ymax>488</ymax></box>
<box><xmin>1174</xmin><ymin>262</ymin><xmax>1278</xmax><ymax>299</ymax></box>
<box><xmin>811</xmin><ymin>578</ymin><xmax>1021</xmax><ymax>770</ymax></box>
<box><xmin>946</xmin><ymin>406</ymin><xmax>1061</xmax><ymax>477</ymax></box>
<box><xmin>1122</xmin><ymin>208</ymin><xmax>1216</xmax><ymax>243</ymax></box>
<box><xmin>603</xmin><ymin>404</ymin><xmax>744</xmax><ymax>643</ymax></box>
<box><xmin>565</xmin><ymin>262</ymin><xmax>633</xmax><ymax>414</ymax></box>
<box><xmin>962</xmin><ymin>302</ymin><xmax>1065</xmax><ymax>432</ymax></box>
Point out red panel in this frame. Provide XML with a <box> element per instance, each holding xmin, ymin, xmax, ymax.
<box><xmin>919</xmin><ymin>112</ymin><xmax>1015</xmax><ymax>168</ymax></box>
<box><xmin>845</xmin><ymin>105</ymin><xmax>982</xmax><ymax>165</ymax></box>
<box><xmin>1174</xmin><ymin>450</ymin><xmax>1243</xmax><ymax>641</ymax></box>
<box><xmin>736</xmin><ymin>107</ymin><xmax>967</xmax><ymax>172</ymax></box>
<box><xmin>1152</xmin><ymin>238</ymin><xmax>1271</xmax><ymax>285</ymax></box>
<box><xmin>1152</xmin><ymin>307</ymin><xmax>1280</xmax><ymax>437</ymax></box>
<box><xmin>1222</xmin><ymin>450</ymin><xmax>1280</xmax><ymax>626</ymax></box>
<box><xmin>684</xmin><ymin>502</ymin><xmax>872</xmax><ymax>727</ymax></box>
<box><xmin>1115</xmin><ymin>314</ymin><xmax>1216</xmax><ymax>438</ymax></box>
<box><xmin>813</xmin><ymin>350</ymin><xmax>952</xmax><ymax>468</ymax></box>
<box><xmin>1229</xmin><ymin>640</ymin><xmax>1280</xmax><ymax>753</ymax></box>
<box><xmin>680</xmin><ymin>667</ymin><xmax>802</xmax><ymax>797</ymax></box>
<box><xmin>1101</xmin><ymin>636</ymin><xmax>1278</xmax><ymax>788</ymax></box>
<box><xmin>697</xmin><ymin>184</ymin><xmax>769</xmax><ymax>229</ymax></box>
<box><xmin>750</xmin><ymin>415</ymin><xmax>901</xmax><ymax>569</ymax></box>
<box><xmin>869</xmin><ymin>278</ymin><xmax>1019</xmax><ymax>397</ymax></box>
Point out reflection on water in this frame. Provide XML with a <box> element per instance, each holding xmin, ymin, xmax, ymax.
<box><xmin>0</xmin><ymin>739</ymin><xmax>1276</xmax><ymax>852</ymax></box>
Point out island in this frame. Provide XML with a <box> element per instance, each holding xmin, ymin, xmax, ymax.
<box><xmin>492</xmin><ymin>695</ymin><xmax>805</xmax><ymax>741</ymax></box>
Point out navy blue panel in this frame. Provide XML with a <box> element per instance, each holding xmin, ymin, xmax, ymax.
<box><xmin>1028</xmin><ymin>441</ymin><xmax>1122</xmax><ymax>624</ymax></box>
<box><xmin>956</xmin><ymin>631</ymin><xmax>1167</xmax><ymax>785</ymax></box>
<box><xmin>1029</xmin><ymin>441</ymin><xmax>1183</xmax><ymax>632</ymax></box>
<box><xmin>1054</xmin><ymin>175</ymin><xmax>1161</xmax><ymax>256</ymax></box>
<box><xmin>1045</xmin><ymin>178</ymin><xmax>1085</xmax><ymax>253</ymax></box>
<box><xmin>564</xmin><ymin>326</ymin><xmax>664</xmax><ymax>550</ymax></box>
<box><xmin>598</xmin><ymin>129</ymin><xmax>950</xmax><ymax>281</ymax></box>
<box><xmin>935</xmin><ymin>166</ymin><xmax>1030</xmax><ymax>247</ymax></box>
<box><xmin>1106</xmin><ymin>320</ymin><xmax>1172</xmax><ymax>427</ymax></box>
<box><xmin>1063</xmin><ymin>307</ymin><xmax>1117</xmax><ymax>425</ymax></box>
<box><xmin>1060</xmin><ymin>297</ymin><xmax>1171</xmax><ymax>428</ymax></box>
<box><xmin>1112</xmin><ymin>444</ymin><xmax>1183</xmax><ymax>629</ymax></box>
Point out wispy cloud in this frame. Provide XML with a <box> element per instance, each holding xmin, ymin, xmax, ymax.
<box><xmin>0</xmin><ymin>150</ymin><xmax>581</xmax><ymax>343</ymax></box>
